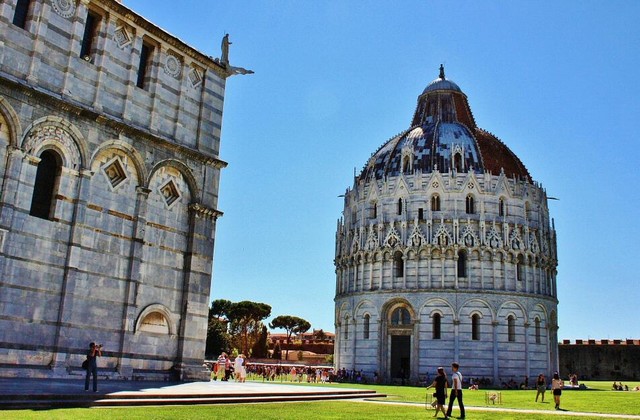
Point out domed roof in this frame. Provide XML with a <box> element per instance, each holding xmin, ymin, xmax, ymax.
<box><xmin>422</xmin><ymin>65</ymin><xmax>462</xmax><ymax>94</ymax></box>
<box><xmin>358</xmin><ymin>65</ymin><xmax>531</xmax><ymax>183</ymax></box>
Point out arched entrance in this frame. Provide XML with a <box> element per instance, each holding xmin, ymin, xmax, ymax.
<box><xmin>385</xmin><ymin>305</ymin><xmax>415</xmax><ymax>383</ymax></box>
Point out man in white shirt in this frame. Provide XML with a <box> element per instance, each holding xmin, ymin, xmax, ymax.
<box><xmin>446</xmin><ymin>362</ymin><xmax>466</xmax><ymax>419</ymax></box>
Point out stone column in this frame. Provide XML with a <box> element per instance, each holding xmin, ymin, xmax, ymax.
<box><xmin>412</xmin><ymin>319</ymin><xmax>421</xmax><ymax>383</ymax></box>
<box><xmin>524</xmin><ymin>321</ymin><xmax>530</xmax><ymax>379</ymax></box>
<box><xmin>173</xmin><ymin>203</ymin><xmax>220</xmax><ymax>381</ymax></box>
<box><xmin>26</xmin><ymin>1</ymin><xmax>51</xmax><ymax>85</ymax></box>
<box><xmin>116</xmin><ymin>186</ymin><xmax>150</xmax><ymax>378</ymax></box>
<box><xmin>453</xmin><ymin>318</ymin><xmax>460</xmax><ymax>363</ymax></box>
<box><xmin>51</xmin><ymin>168</ymin><xmax>91</xmax><ymax>375</ymax></box>
<box><xmin>351</xmin><ymin>317</ymin><xmax>357</xmax><ymax>371</ymax></box>
<box><xmin>334</xmin><ymin>321</ymin><xmax>340</xmax><ymax>370</ymax></box>
<box><xmin>492</xmin><ymin>320</ymin><xmax>499</xmax><ymax>384</ymax></box>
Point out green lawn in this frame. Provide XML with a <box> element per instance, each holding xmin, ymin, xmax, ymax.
<box><xmin>5</xmin><ymin>381</ymin><xmax>640</xmax><ymax>419</ymax></box>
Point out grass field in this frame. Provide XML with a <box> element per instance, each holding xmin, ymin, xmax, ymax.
<box><xmin>5</xmin><ymin>380</ymin><xmax>640</xmax><ymax>419</ymax></box>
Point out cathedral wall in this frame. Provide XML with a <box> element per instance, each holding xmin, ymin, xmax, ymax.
<box><xmin>0</xmin><ymin>0</ymin><xmax>227</xmax><ymax>380</ymax></box>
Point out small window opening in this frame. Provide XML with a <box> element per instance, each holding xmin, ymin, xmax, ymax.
<box><xmin>472</xmin><ymin>314</ymin><xmax>480</xmax><ymax>340</ymax></box>
<box><xmin>466</xmin><ymin>195</ymin><xmax>474</xmax><ymax>214</ymax></box>
<box><xmin>137</xmin><ymin>40</ymin><xmax>154</xmax><ymax>89</ymax></box>
<box><xmin>403</xmin><ymin>155</ymin><xmax>411</xmax><ymax>174</ymax></box>
<box><xmin>13</xmin><ymin>0</ymin><xmax>32</xmax><ymax>29</ymax></box>
<box><xmin>393</xmin><ymin>251</ymin><xmax>404</xmax><ymax>277</ymax></box>
<box><xmin>516</xmin><ymin>255</ymin><xmax>524</xmax><ymax>281</ymax></box>
<box><xmin>535</xmin><ymin>318</ymin><xmax>541</xmax><ymax>344</ymax></box>
<box><xmin>457</xmin><ymin>250</ymin><xmax>467</xmax><ymax>278</ymax></box>
<box><xmin>363</xmin><ymin>314</ymin><xmax>370</xmax><ymax>339</ymax></box>
<box><xmin>432</xmin><ymin>313</ymin><xmax>441</xmax><ymax>339</ymax></box>
<box><xmin>507</xmin><ymin>315</ymin><xmax>516</xmax><ymax>342</ymax></box>
<box><xmin>80</xmin><ymin>10</ymin><xmax>100</xmax><ymax>61</ymax></box>
<box><xmin>418</xmin><ymin>208</ymin><xmax>424</xmax><ymax>221</ymax></box>
<box><xmin>431</xmin><ymin>194</ymin><xmax>440</xmax><ymax>212</ymax></box>
<box><xmin>453</xmin><ymin>153</ymin><xmax>463</xmax><ymax>173</ymax></box>
<box><xmin>397</xmin><ymin>198</ymin><xmax>403</xmax><ymax>215</ymax></box>
<box><xmin>499</xmin><ymin>198</ymin><xmax>505</xmax><ymax>217</ymax></box>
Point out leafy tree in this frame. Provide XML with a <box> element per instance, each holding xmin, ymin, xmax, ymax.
<box><xmin>269</xmin><ymin>315</ymin><xmax>311</xmax><ymax>360</ymax></box>
<box><xmin>211</xmin><ymin>299</ymin><xmax>232</xmax><ymax>318</ymax></box>
<box><xmin>206</xmin><ymin>299</ymin><xmax>271</xmax><ymax>357</ymax></box>
<box><xmin>227</xmin><ymin>301</ymin><xmax>271</xmax><ymax>355</ymax></box>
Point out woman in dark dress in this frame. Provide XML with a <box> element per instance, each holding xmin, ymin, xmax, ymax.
<box><xmin>426</xmin><ymin>367</ymin><xmax>449</xmax><ymax>418</ymax></box>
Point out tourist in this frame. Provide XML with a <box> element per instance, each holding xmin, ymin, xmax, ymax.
<box><xmin>426</xmin><ymin>367</ymin><xmax>448</xmax><ymax>418</ymax></box>
<box><xmin>551</xmin><ymin>372</ymin><xmax>564</xmax><ymax>409</ymax></box>
<box><xmin>224</xmin><ymin>355</ymin><xmax>232</xmax><ymax>381</ymax></box>
<box><xmin>234</xmin><ymin>354</ymin><xmax>244</xmax><ymax>381</ymax></box>
<box><xmin>216</xmin><ymin>352</ymin><xmax>227</xmax><ymax>381</ymax></box>
<box><xmin>535</xmin><ymin>373</ymin><xmax>546</xmax><ymax>402</ymax></box>
<box><xmin>84</xmin><ymin>342</ymin><xmax>102</xmax><ymax>392</ymax></box>
<box><xmin>446</xmin><ymin>362</ymin><xmax>465</xmax><ymax>419</ymax></box>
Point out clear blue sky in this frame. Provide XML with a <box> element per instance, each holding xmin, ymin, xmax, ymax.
<box><xmin>127</xmin><ymin>1</ymin><xmax>639</xmax><ymax>340</ymax></box>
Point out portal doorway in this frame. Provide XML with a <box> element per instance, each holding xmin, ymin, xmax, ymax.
<box><xmin>390</xmin><ymin>335</ymin><xmax>410</xmax><ymax>382</ymax></box>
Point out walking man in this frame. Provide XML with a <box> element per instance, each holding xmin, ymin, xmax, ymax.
<box><xmin>446</xmin><ymin>362</ymin><xmax>465</xmax><ymax>419</ymax></box>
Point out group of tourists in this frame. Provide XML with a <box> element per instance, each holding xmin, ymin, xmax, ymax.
<box><xmin>211</xmin><ymin>352</ymin><xmax>247</xmax><ymax>382</ymax></box>
<box><xmin>425</xmin><ymin>365</ymin><xmax>573</xmax><ymax>417</ymax></box>
<box><xmin>246</xmin><ymin>363</ymin><xmax>335</xmax><ymax>383</ymax></box>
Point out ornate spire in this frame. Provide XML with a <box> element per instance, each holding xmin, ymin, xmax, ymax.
<box><xmin>439</xmin><ymin>64</ymin><xmax>445</xmax><ymax>79</ymax></box>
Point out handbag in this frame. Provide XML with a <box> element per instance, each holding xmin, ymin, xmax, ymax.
<box><xmin>82</xmin><ymin>359</ymin><xmax>88</xmax><ymax>370</ymax></box>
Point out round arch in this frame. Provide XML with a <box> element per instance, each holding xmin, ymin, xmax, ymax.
<box><xmin>21</xmin><ymin>116</ymin><xmax>88</xmax><ymax>169</ymax></box>
<box><xmin>91</xmin><ymin>139</ymin><xmax>148</xmax><ymax>185</ymax></box>
<box><xmin>0</xmin><ymin>96</ymin><xmax>22</xmax><ymax>146</ymax></box>
<box><xmin>148</xmin><ymin>159</ymin><xmax>199</xmax><ymax>201</ymax></box>
<box><xmin>135</xmin><ymin>304</ymin><xmax>176</xmax><ymax>336</ymax></box>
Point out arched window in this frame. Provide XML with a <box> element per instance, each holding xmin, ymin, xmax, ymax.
<box><xmin>453</xmin><ymin>153</ymin><xmax>463</xmax><ymax>173</ymax></box>
<box><xmin>457</xmin><ymin>250</ymin><xmax>467</xmax><ymax>278</ymax></box>
<box><xmin>499</xmin><ymin>197</ymin><xmax>505</xmax><ymax>217</ymax></box>
<box><xmin>13</xmin><ymin>0</ymin><xmax>32</xmax><ymax>29</ymax></box>
<box><xmin>507</xmin><ymin>315</ymin><xmax>516</xmax><ymax>342</ymax></box>
<box><xmin>391</xmin><ymin>307</ymin><xmax>411</xmax><ymax>326</ymax></box>
<box><xmin>30</xmin><ymin>150</ymin><xmax>62</xmax><ymax>220</ymax></box>
<box><xmin>535</xmin><ymin>318</ymin><xmax>541</xmax><ymax>344</ymax></box>
<box><xmin>364</xmin><ymin>314</ymin><xmax>370</xmax><ymax>339</ymax></box>
<box><xmin>465</xmin><ymin>195</ymin><xmax>474</xmax><ymax>214</ymax></box>
<box><xmin>431</xmin><ymin>194</ymin><xmax>440</xmax><ymax>211</ymax></box>
<box><xmin>471</xmin><ymin>314</ymin><xmax>480</xmax><ymax>340</ymax></box>
<box><xmin>394</xmin><ymin>251</ymin><xmax>404</xmax><ymax>277</ymax></box>
<box><xmin>432</xmin><ymin>313</ymin><xmax>441</xmax><ymax>339</ymax></box>
<box><xmin>397</xmin><ymin>198</ymin><xmax>403</xmax><ymax>215</ymax></box>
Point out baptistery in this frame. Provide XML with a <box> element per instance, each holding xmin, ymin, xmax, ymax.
<box><xmin>334</xmin><ymin>66</ymin><xmax>558</xmax><ymax>384</ymax></box>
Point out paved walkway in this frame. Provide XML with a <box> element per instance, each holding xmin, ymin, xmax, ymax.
<box><xmin>0</xmin><ymin>378</ymin><xmax>382</xmax><ymax>409</ymax></box>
